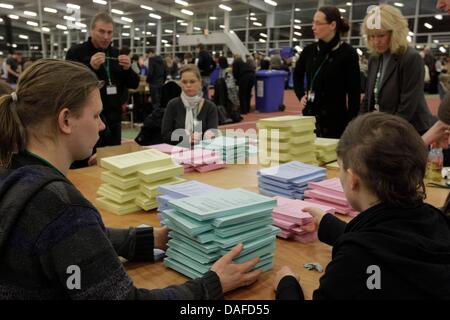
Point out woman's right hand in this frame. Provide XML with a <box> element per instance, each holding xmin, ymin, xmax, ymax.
<box><xmin>211</xmin><ymin>243</ymin><xmax>263</xmax><ymax>293</ymax></box>
<box><xmin>302</xmin><ymin>207</ymin><xmax>327</xmax><ymax>230</ymax></box>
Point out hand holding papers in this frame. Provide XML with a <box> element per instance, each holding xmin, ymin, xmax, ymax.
<box><xmin>211</xmin><ymin>243</ymin><xmax>263</xmax><ymax>293</ymax></box>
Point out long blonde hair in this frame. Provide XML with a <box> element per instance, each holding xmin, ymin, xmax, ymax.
<box><xmin>361</xmin><ymin>4</ymin><xmax>409</xmax><ymax>55</ymax></box>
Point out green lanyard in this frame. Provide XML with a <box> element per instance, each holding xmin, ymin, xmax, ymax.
<box><xmin>103</xmin><ymin>57</ymin><xmax>112</xmax><ymax>85</ymax></box>
<box><xmin>308</xmin><ymin>53</ymin><xmax>329</xmax><ymax>92</ymax></box>
<box><xmin>373</xmin><ymin>55</ymin><xmax>384</xmax><ymax>111</ymax></box>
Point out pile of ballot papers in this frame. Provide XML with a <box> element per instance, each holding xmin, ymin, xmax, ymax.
<box><xmin>147</xmin><ymin>144</ymin><xmax>226</xmax><ymax>173</ymax></box>
<box><xmin>257</xmin><ymin>116</ymin><xmax>318</xmax><ymax>167</ymax></box>
<box><xmin>96</xmin><ymin>149</ymin><xmax>185</xmax><ymax>215</ymax></box>
<box><xmin>272</xmin><ymin>196</ymin><xmax>335</xmax><ymax>243</ymax></box>
<box><xmin>198</xmin><ymin>136</ymin><xmax>249</xmax><ymax>164</ymax></box>
<box><xmin>257</xmin><ymin>161</ymin><xmax>327</xmax><ymax>200</ymax></box>
<box><xmin>304</xmin><ymin>178</ymin><xmax>358</xmax><ymax>217</ymax></box>
<box><xmin>314</xmin><ymin>138</ymin><xmax>339</xmax><ymax>165</ymax></box>
<box><xmin>161</xmin><ymin>188</ymin><xmax>279</xmax><ymax>279</ymax></box>
<box><xmin>156</xmin><ymin>180</ymin><xmax>224</xmax><ymax>222</ymax></box>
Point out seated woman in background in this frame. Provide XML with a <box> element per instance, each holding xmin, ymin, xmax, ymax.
<box><xmin>359</xmin><ymin>4</ymin><xmax>435</xmax><ymax>135</ymax></box>
<box><xmin>0</xmin><ymin>59</ymin><xmax>262</xmax><ymax>299</ymax></box>
<box><xmin>161</xmin><ymin>64</ymin><xmax>219</xmax><ymax>147</ymax></box>
<box><xmin>274</xmin><ymin>112</ymin><xmax>450</xmax><ymax>299</ymax></box>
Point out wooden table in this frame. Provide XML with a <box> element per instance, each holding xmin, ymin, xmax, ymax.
<box><xmin>67</xmin><ymin>164</ymin><xmax>449</xmax><ymax>300</ymax></box>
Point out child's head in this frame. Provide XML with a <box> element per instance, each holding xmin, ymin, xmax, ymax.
<box><xmin>0</xmin><ymin>59</ymin><xmax>104</xmax><ymax>167</ymax></box>
<box><xmin>336</xmin><ymin>113</ymin><xmax>427</xmax><ymax>210</ymax></box>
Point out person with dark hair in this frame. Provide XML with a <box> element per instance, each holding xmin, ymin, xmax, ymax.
<box><xmin>360</xmin><ymin>4</ymin><xmax>435</xmax><ymax>136</ymax></box>
<box><xmin>0</xmin><ymin>59</ymin><xmax>263</xmax><ymax>299</ymax></box>
<box><xmin>293</xmin><ymin>6</ymin><xmax>360</xmax><ymax>138</ymax></box>
<box><xmin>5</xmin><ymin>52</ymin><xmax>22</xmax><ymax>85</ymax></box>
<box><xmin>66</xmin><ymin>12</ymin><xmax>139</xmax><ymax>151</ymax></box>
<box><xmin>196</xmin><ymin>43</ymin><xmax>216</xmax><ymax>98</ymax></box>
<box><xmin>146</xmin><ymin>48</ymin><xmax>166</xmax><ymax>109</ymax></box>
<box><xmin>232</xmin><ymin>54</ymin><xmax>256</xmax><ymax>114</ymax></box>
<box><xmin>274</xmin><ymin>112</ymin><xmax>450</xmax><ymax>299</ymax></box>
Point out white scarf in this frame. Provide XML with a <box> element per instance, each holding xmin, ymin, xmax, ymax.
<box><xmin>180</xmin><ymin>91</ymin><xmax>204</xmax><ymax>134</ymax></box>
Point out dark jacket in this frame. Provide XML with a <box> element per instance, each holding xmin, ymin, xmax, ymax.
<box><xmin>197</xmin><ymin>50</ymin><xmax>215</xmax><ymax>77</ymax></box>
<box><xmin>161</xmin><ymin>97</ymin><xmax>218</xmax><ymax>146</ymax></box>
<box><xmin>147</xmin><ymin>55</ymin><xmax>167</xmax><ymax>86</ymax></box>
<box><xmin>66</xmin><ymin>38</ymin><xmax>140</xmax><ymax>125</ymax></box>
<box><xmin>276</xmin><ymin>202</ymin><xmax>450</xmax><ymax>300</ymax></box>
<box><xmin>0</xmin><ymin>151</ymin><xmax>223</xmax><ymax>300</ymax></box>
<box><xmin>293</xmin><ymin>37</ymin><xmax>361</xmax><ymax>138</ymax></box>
<box><xmin>232</xmin><ymin>59</ymin><xmax>255</xmax><ymax>82</ymax></box>
<box><xmin>360</xmin><ymin>47</ymin><xmax>435</xmax><ymax>134</ymax></box>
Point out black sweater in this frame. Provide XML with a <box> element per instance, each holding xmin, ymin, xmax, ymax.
<box><xmin>161</xmin><ymin>97</ymin><xmax>219</xmax><ymax>146</ymax></box>
<box><xmin>66</xmin><ymin>38</ymin><xmax>139</xmax><ymax>124</ymax></box>
<box><xmin>0</xmin><ymin>152</ymin><xmax>223</xmax><ymax>300</ymax></box>
<box><xmin>277</xmin><ymin>202</ymin><xmax>450</xmax><ymax>299</ymax></box>
<box><xmin>293</xmin><ymin>38</ymin><xmax>361</xmax><ymax>138</ymax></box>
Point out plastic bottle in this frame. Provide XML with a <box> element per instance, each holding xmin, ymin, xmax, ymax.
<box><xmin>426</xmin><ymin>148</ymin><xmax>444</xmax><ymax>181</ymax></box>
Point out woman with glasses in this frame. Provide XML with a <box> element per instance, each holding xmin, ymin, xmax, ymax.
<box><xmin>359</xmin><ymin>4</ymin><xmax>434</xmax><ymax>135</ymax></box>
<box><xmin>161</xmin><ymin>64</ymin><xmax>219</xmax><ymax>146</ymax></box>
<box><xmin>293</xmin><ymin>6</ymin><xmax>360</xmax><ymax>138</ymax></box>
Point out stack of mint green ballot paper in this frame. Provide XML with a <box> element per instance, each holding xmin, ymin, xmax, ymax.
<box><xmin>162</xmin><ymin>188</ymin><xmax>280</xmax><ymax>279</ymax></box>
<box><xmin>198</xmin><ymin>136</ymin><xmax>250</xmax><ymax>164</ymax></box>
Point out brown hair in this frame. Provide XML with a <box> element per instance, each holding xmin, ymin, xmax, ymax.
<box><xmin>90</xmin><ymin>12</ymin><xmax>114</xmax><ymax>30</ymax></box>
<box><xmin>318</xmin><ymin>6</ymin><xmax>350</xmax><ymax>36</ymax></box>
<box><xmin>0</xmin><ymin>80</ymin><xmax>13</xmax><ymax>96</ymax></box>
<box><xmin>0</xmin><ymin>59</ymin><xmax>102</xmax><ymax>168</ymax></box>
<box><xmin>179</xmin><ymin>64</ymin><xmax>201</xmax><ymax>81</ymax></box>
<box><xmin>337</xmin><ymin>112</ymin><xmax>428</xmax><ymax>207</ymax></box>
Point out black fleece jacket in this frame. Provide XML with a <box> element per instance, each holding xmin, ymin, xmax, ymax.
<box><xmin>277</xmin><ymin>202</ymin><xmax>450</xmax><ymax>299</ymax></box>
<box><xmin>0</xmin><ymin>151</ymin><xmax>223</xmax><ymax>300</ymax></box>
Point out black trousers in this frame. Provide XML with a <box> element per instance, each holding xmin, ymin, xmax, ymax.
<box><xmin>238</xmin><ymin>74</ymin><xmax>255</xmax><ymax>114</ymax></box>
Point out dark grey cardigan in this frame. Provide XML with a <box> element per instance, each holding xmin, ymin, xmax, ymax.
<box><xmin>360</xmin><ymin>46</ymin><xmax>435</xmax><ymax>133</ymax></box>
<box><xmin>161</xmin><ymin>97</ymin><xmax>219</xmax><ymax>145</ymax></box>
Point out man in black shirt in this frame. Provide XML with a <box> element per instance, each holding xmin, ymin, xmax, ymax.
<box><xmin>6</xmin><ymin>52</ymin><xmax>22</xmax><ymax>84</ymax></box>
<box><xmin>66</xmin><ymin>12</ymin><xmax>139</xmax><ymax>149</ymax></box>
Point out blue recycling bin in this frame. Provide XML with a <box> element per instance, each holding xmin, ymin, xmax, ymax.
<box><xmin>255</xmin><ymin>70</ymin><xmax>287</xmax><ymax>112</ymax></box>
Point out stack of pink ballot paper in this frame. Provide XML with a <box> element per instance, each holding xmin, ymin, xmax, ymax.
<box><xmin>304</xmin><ymin>178</ymin><xmax>359</xmax><ymax>217</ymax></box>
<box><xmin>147</xmin><ymin>144</ymin><xmax>226</xmax><ymax>173</ymax></box>
<box><xmin>273</xmin><ymin>196</ymin><xmax>334</xmax><ymax>243</ymax></box>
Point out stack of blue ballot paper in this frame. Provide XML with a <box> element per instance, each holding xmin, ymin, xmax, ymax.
<box><xmin>199</xmin><ymin>136</ymin><xmax>249</xmax><ymax>164</ymax></box>
<box><xmin>257</xmin><ymin>161</ymin><xmax>326</xmax><ymax>200</ymax></box>
<box><xmin>156</xmin><ymin>180</ymin><xmax>224</xmax><ymax>219</ymax></box>
<box><xmin>162</xmin><ymin>188</ymin><xmax>279</xmax><ymax>279</ymax></box>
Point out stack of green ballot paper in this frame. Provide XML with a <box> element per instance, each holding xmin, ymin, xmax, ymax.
<box><xmin>96</xmin><ymin>149</ymin><xmax>185</xmax><ymax>215</ymax></box>
<box><xmin>314</xmin><ymin>138</ymin><xmax>339</xmax><ymax>165</ymax></box>
<box><xmin>198</xmin><ymin>136</ymin><xmax>249</xmax><ymax>164</ymax></box>
<box><xmin>162</xmin><ymin>188</ymin><xmax>280</xmax><ymax>279</ymax></box>
<box><xmin>257</xmin><ymin>116</ymin><xmax>318</xmax><ymax>167</ymax></box>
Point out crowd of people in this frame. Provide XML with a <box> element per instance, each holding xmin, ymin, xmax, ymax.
<box><xmin>0</xmin><ymin>0</ymin><xmax>450</xmax><ymax>301</ymax></box>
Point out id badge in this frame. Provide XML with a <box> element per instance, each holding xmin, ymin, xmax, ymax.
<box><xmin>308</xmin><ymin>91</ymin><xmax>315</xmax><ymax>103</ymax></box>
<box><xmin>106</xmin><ymin>85</ymin><xmax>117</xmax><ymax>95</ymax></box>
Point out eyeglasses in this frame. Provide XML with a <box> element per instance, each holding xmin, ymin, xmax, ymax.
<box><xmin>312</xmin><ymin>21</ymin><xmax>330</xmax><ymax>26</ymax></box>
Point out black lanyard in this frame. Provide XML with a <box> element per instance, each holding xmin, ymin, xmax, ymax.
<box><xmin>308</xmin><ymin>53</ymin><xmax>329</xmax><ymax>92</ymax></box>
<box><xmin>103</xmin><ymin>57</ymin><xmax>112</xmax><ymax>85</ymax></box>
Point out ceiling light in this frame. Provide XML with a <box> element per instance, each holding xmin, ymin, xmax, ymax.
<box><xmin>27</xmin><ymin>21</ymin><xmax>39</xmax><ymax>27</ymax></box>
<box><xmin>111</xmin><ymin>9</ymin><xmax>124</xmax><ymax>15</ymax></box>
<box><xmin>424</xmin><ymin>23</ymin><xmax>433</xmax><ymax>29</ymax></box>
<box><xmin>294</xmin><ymin>31</ymin><xmax>302</xmax><ymax>37</ymax></box>
<box><xmin>149</xmin><ymin>13</ymin><xmax>161</xmax><ymax>20</ymax></box>
<box><xmin>294</xmin><ymin>25</ymin><xmax>301</xmax><ymax>30</ymax></box>
<box><xmin>0</xmin><ymin>3</ymin><xmax>14</xmax><ymax>9</ymax></box>
<box><xmin>8</xmin><ymin>15</ymin><xmax>19</xmax><ymax>20</ymax></box>
<box><xmin>209</xmin><ymin>16</ymin><xmax>217</xmax><ymax>20</ymax></box>
<box><xmin>193</xmin><ymin>27</ymin><xmax>201</xmax><ymax>31</ymax></box>
<box><xmin>66</xmin><ymin>3</ymin><xmax>80</xmax><ymax>10</ymax></box>
<box><xmin>140</xmin><ymin>5</ymin><xmax>153</xmax><ymax>11</ymax></box>
<box><xmin>24</xmin><ymin>11</ymin><xmax>37</xmax><ymax>17</ymax></box>
<box><xmin>253</xmin><ymin>22</ymin><xmax>262</xmax><ymax>27</ymax></box>
<box><xmin>264</xmin><ymin>0</ymin><xmax>277</xmax><ymax>6</ymax></box>
<box><xmin>219</xmin><ymin>4</ymin><xmax>232</xmax><ymax>12</ymax></box>
<box><xmin>75</xmin><ymin>22</ymin><xmax>87</xmax><ymax>28</ymax></box>
<box><xmin>260</xmin><ymin>33</ymin><xmax>267</xmax><ymax>38</ymax></box>
<box><xmin>63</xmin><ymin>16</ymin><xmax>76</xmax><ymax>21</ymax></box>
<box><xmin>435</xmin><ymin>14</ymin><xmax>443</xmax><ymax>20</ymax></box>
<box><xmin>19</xmin><ymin>34</ymin><xmax>29</xmax><ymax>40</ymax></box>
<box><xmin>165</xmin><ymin>29</ymin><xmax>173</xmax><ymax>33</ymax></box>
<box><xmin>394</xmin><ymin>2</ymin><xmax>404</xmax><ymax>7</ymax></box>
<box><xmin>338</xmin><ymin>8</ymin><xmax>346</xmax><ymax>13</ymax></box>
<box><xmin>56</xmin><ymin>24</ymin><xmax>68</xmax><ymax>30</ymax></box>
<box><xmin>181</xmin><ymin>9</ymin><xmax>193</xmax><ymax>16</ymax></box>
<box><xmin>148</xmin><ymin>22</ymin><xmax>156</xmax><ymax>26</ymax></box>
<box><xmin>121</xmin><ymin>33</ymin><xmax>130</xmax><ymax>36</ymax></box>
<box><xmin>93</xmin><ymin>0</ymin><xmax>107</xmax><ymax>5</ymax></box>
<box><xmin>44</xmin><ymin>7</ymin><xmax>57</xmax><ymax>13</ymax></box>
<box><xmin>175</xmin><ymin>0</ymin><xmax>189</xmax><ymax>6</ymax></box>
<box><xmin>121</xmin><ymin>17</ymin><xmax>133</xmax><ymax>23</ymax></box>
<box><xmin>41</xmin><ymin>27</ymin><xmax>50</xmax><ymax>32</ymax></box>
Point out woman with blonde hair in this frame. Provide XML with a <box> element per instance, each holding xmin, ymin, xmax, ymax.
<box><xmin>359</xmin><ymin>4</ymin><xmax>435</xmax><ymax>134</ymax></box>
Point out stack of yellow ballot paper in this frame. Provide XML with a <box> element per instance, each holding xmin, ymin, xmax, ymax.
<box><xmin>314</xmin><ymin>138</ymin><xmax>339</xmax><ymax>165</ymax></box>
<box><xmin>96</xmin><ymin>149</ymin><xmax>185</xmax><ymax>215</ymax></box>
<box><xmin>257</xmin><ymin>116</ymin><xmax>317</xmax><ymax>167</ymax></box>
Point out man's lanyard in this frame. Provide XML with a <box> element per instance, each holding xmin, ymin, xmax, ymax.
<box><xmin>373</xmin><ymin>55</ymin><xmax>384</xmax><ymax>111</ymax></box>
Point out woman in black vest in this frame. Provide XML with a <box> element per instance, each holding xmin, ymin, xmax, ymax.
<box><xmin>293</xmin><ymin>6</ymin><xmax>360</xmax><ymax>138</ymax></box>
